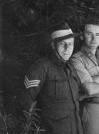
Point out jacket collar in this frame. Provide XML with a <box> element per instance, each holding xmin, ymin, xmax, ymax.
<box><xmin>81</xmin><ymin>46</ymin><xmax>99</xmax><ymax>65</ymax></box>
<box><xmin>50</xmin><ymin>51</ymin><xmax>66</xmax><ymax>68</ymax></box>
<box><xmin>50</xmin><ymin>51</ymin><xmax>75</xmax><ymax>77</ymax></box>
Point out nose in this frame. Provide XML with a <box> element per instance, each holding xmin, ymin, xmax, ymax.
<box><xmin>64</xmin><ymin>43</ymin><xmax>68</xmax><ymax>50</ymax></box>
<box><xmin>92</xmin><ymin>34</ymin><xmax>96</xmax><ymax>42</ymax></box>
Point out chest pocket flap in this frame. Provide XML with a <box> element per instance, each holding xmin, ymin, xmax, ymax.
<box><xmin>47</xmin><ymin>75</ymin><xmax>70</xmax><ymax>99</ymax></box>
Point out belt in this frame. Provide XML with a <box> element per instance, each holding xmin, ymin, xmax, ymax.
<box><xmin>84</xmin><ymin>97</ymin><xmax>99</xmax><ymax>103</ymax></box>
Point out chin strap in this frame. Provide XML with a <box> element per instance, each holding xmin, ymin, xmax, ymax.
<box><xmin>53</xmin><ymin>46</ymin><xmax>66</xmax><ymax>63</ymax></box>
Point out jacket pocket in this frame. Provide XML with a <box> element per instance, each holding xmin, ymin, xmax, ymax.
<box><xmin>47</xmin><ymin>76</ymin><xmax>68</xmax><ymax>99</ymax></box>
<box><xmin>55</xmin><ymin>79</ymin><xmax>69</xmax><ymax>99</ymax></box>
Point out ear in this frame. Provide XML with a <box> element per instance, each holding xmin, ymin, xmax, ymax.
<box><xmin>51</xmin><ymin>42</ymin><xmax>55</xmax><ymax>49</ymax></box>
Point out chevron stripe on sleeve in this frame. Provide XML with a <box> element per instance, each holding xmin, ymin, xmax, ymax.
<box><xmin>24</xmin><ymin>76</ymin><xmax>41</xmax><ymax>89</ymax></box>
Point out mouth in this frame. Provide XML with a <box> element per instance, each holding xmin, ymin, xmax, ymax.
<box><xmin>63</xmin><ymin>53</ymin><xmax>71</xmax><ymax>56</ymax></box>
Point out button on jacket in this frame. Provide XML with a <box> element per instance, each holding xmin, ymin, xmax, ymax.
<box><xmin>24</xmin><ymin>53</ymin><xmax>83</xmax><ymax>134</ymax></box>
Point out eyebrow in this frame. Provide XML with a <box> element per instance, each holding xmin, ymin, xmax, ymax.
<box><xmin>85</xmin><ymin>30</ymin><xmax>99</xmax><ymax>34</ymax></box>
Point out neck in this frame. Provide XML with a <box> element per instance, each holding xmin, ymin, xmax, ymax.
<box><xmin>85</xmin><ymin>46</ymin><xmax>97</xmax><ymax>55</ymax></box>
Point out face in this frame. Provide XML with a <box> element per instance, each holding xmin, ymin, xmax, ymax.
<box><xmin>84</xmin><ymin>24</ymin><xmax>99</xmax><ymax>49</ymax></box>
<box><xmin>55</xmin><ymin>38</ymin><xmax>74</xmax><ymax>61</ymax></box>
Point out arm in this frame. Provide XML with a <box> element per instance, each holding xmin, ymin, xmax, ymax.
<box><xmin>70</xmin><ymin>55</ymin><xmax>93</xmax><ymax>84</ymax></box>
<box><xmin>23</xmin><ymin>60</ymin><xmax>46</xmax><ymax>109</ymax></box>
<box><xmin>71</xmin><ymin>55</ymin><xmax>99</xmax><ymax>99</ymax></box>
<box><xmin>82</xmin><ymin>82</ymin><xmax>99</xmax><ymax>97</ymax></box>
<box><xmin>92</xmin><ymin>75</ymin><xmax>99</xmax><ymax>83</ymax></box>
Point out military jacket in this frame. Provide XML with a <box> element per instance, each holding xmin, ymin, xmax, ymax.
<box><xmin>24</xmin><ymin>54</ymin><xmax>83</xmax><ymax>134</ymax></box>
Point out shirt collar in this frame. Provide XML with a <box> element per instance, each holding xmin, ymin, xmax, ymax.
<box><xmin>81</xmin><ymin>46</ymin><xmax>94</xmax><ymax>57</ymax></box>
<box><xmin>81</xmin><ymin>46</ymin><xmax>99</xmax><ymax>65</ymax></box>
<box><xmin>81</xmin><ymin>46</ymin><xmax>99</xmax><ymax>57</ymax></box>
<box><xmin>50</xmin><ymin>51</ymin><xmax>75</xmax><ymax>77</ymax></box>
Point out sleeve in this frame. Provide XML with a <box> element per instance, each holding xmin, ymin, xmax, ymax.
<box><xmin>23</xmin><ymin>61</ymin><xmax>46</xmax><ymax>107</ymax></box>
<box><xmin>71</xmin><ymin>55</ymin><xmax>93</xmax><ymax>84</ymax></box>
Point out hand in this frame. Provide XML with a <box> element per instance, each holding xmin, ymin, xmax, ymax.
<box><xmin>92</xmin><ymin>75</ymin><xmax>99</xmax><ymax>83</ymax></box>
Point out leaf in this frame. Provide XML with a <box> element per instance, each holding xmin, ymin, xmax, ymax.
<box><xmin>6</xmin><ymin>114</ymin><xmax>16</xmax><ymax>129</ymax></box>
<box><xmin>0</xmin><ymin>112</ymin><xmax>7</xmax><ymax>132</ymax></box>
<box><xmin>23</xmin><ymin>110</ymin><xmax>30</xmax><ymax>119</ymax></box>
<box><xmin>29</xmin><ymin>101</ymin><xmax>37</xmax><ymax>113</ymax></box>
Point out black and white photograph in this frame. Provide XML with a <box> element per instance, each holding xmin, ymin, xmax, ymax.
<box><xmin>1</xmin><ymin>0</ymin><xmax>99</xmax><ymax>134</ymax></box>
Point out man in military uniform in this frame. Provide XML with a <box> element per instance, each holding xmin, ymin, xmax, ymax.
<box><xmin>24</xmin><ymin>22</ymin><xmax>83</xmax><ymax>134</ymax></box>
<box><xmin>71</xmin><ymin>15</ymin><xmax>99</xmax><ymax>134</ymax></box>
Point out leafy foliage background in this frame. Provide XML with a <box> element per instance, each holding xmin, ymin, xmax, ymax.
<box><xmin>1</xmin><ymin>0</ymin><xmax>99</xmax><ymax>133</ymax></box>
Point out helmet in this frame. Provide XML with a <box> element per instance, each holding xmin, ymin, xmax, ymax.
<box><xmin>51</xmin><ymin>22</ymin><xmax>74</xmax><ymax>42</ymax></box>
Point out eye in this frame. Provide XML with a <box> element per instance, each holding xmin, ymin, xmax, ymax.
<box><xmin>58</xmin><ymin>41</ymin><xmax>65</xmax><ymax>46</ymax></box>
<box><xmin>86</xmin><ymin>32</ymin><xmax>92</xmax><ymax>35</ymax></box>
<box><xmin>68</xmin><ymin>42</ymin><xmax>73</xmax><ymax>46</ymax></box>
